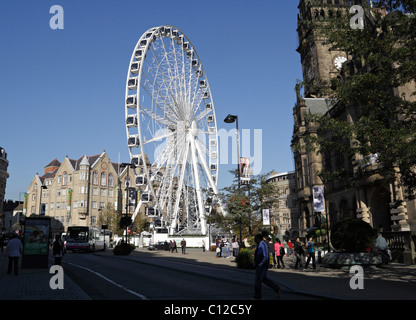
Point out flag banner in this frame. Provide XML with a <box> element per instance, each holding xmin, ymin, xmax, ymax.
<box><xmin>313</xmin><ymin>186</ymin><xmax>325</xmax><ymax>212</ymax></box>
<box><xmin>240</xmin><ymin>157</ymin><xmax>250</xmax><ymax>184</ymax></box>
<box><xmin>262</xmin><ymin>208</ymin><xmax>270</xmax><ymax>226</ymax></box>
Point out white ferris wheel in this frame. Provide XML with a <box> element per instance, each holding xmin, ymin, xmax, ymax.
<box><xmin>124</xmin><ymin>25</ymin><xmax>220</xmax><ymax>235</ymax></box>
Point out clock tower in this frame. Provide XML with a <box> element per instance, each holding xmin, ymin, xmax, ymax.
<box><xmin>297</xmin><ymin>0</ymin><xmax>351</xmax><ymax>97</ymax></box>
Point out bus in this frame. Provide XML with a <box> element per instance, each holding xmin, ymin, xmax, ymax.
<box><xmin>65</xmin><ymin>226</ymin><xmax>106</xmax><ymax>252</ymax></box>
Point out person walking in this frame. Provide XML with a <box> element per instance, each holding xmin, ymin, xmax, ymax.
<box><xmin>294</xmin><ymin>237</ymin><xmax>305</xmax><ymax>270</ymax></box>
<box><xmin>52</xmin><ymin>234</ymin><xmax>65</xmax><ymax>265</ymax></box>
<box><xmin>287</xmin><ymin>239</ymin><xmax>293</xmax><ymax>256</ymax></box>
<box><xmin>0</xmin><ymin>232</ymin><xmax>5</xmax><ymax>253</ymax></box>
<box><xmin>253</xmin><ymin>232</ymin><xmax>281</xmax><ymax>300</ymax></box>
<box><xmin>275</xmin><ymin>239</ymin><xmax>285</xmax><ymax>269</ymax></box>
<box><xmin>304</xmin><ymin>236</ymin><xmax>316</xmax><ymax>270</ymax></box>
<box><xmin>202</xmin><ymin>239</ymin><xmax>206</xmax><ymax>252</ymax></box>
<box><xmin>7</xmin><ymin>232</ymin><xmax>23</xmax><ymax>276</ymax></box>
<box><xmin>181</xmin><ymin>238</ymin><xmax>186</xmax><ymax>254</ymax></box>
<box><xmin>232</xmin><ymin>238</ymin><xmax>239</xmax><ymax>257</ymax></box>
<box><xmin>375</xmin><ymin>233</ymin><xmax>390</xmax><ymax>264</ymax></box>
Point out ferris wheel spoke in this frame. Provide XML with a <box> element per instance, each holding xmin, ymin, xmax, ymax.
<box><xmin>139</xmin><ymin>104</ymin><xmax>176</xmax><ymax>129</ymax></box>
<box><xmin>141</xmin><ymin>68</ymin><xmax>179</xmax><ymax>121</ymax></box>
<box><xmin>148</xmin><ymin>46</ymin><xmax>183</xmax><ymax>118</ymax></box>
<box><xmin>159</xmin><ymin>37</ymin><xmax>183</xmax><ymax>108</ymax></box>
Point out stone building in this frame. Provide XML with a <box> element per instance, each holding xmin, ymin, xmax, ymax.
<box><xmin>0</xmin><ymin>147</ymin><xmax>9</xmax><ymax>228</ymax></box>
<box><xmin>2</xmin><ymin>200</ymin><xmax>23</xmax><ymax>232</ymax></box>
<box><xmin>25</xmin><ymin>151</ymin><xmax>148</xmax><ymax>234</ymax></box>
<box><xmin>265</xmin><ymin>171</ymin><xmax>299</xmax><ymax>239</ymax></box>
<box><xmin>291</xmin><ymin>0</ymin><xmax>415</xmax><ymax>263</ymax></box>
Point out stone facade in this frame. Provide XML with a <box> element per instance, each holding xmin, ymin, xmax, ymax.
<box><xmin>292</xmin><ymin>0</ymin><xmax>416</xmax><ymax>240</ymax></box>
<box><xmin>25</xmin><ymin>151</ymin><xmax>147</xmax><ymax>234</ymax></box>
<box><xmin>265</xmin><ymin>171</ymin><xmax>299</xmax><ymax>239</ymax></box>
<box><xmin>0</xmin><ymin>147</ymin><xmax>9</xmax><ymax>228</ymax></box>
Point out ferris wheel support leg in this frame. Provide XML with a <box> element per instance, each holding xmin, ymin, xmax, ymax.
<box><xmin>190</xmin><ymin>137</ymin><xmax>207</xmax><ymax>235</ymax></box>
<box><xmin>170</xmin><ymin>140</ymin><xmax>190</xmax><ymax>235</ymax></box>
<box><xmin>194</xmin><ymin>139</ymin><xmax>226</xmax><ymax>216</ymax></box>
<box><xmin>131</xmin><ymin>199</ymin><xmax>143</xmax><ymax>223</ymax></box>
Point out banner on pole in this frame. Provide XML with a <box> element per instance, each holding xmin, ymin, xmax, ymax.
<box><xmin>262</xmin><ymin>208</ymin><xmax>270</xmax><ymax>226</ymax></box>
<box><xmin>240</xmin><ymin>157</ymin><xmax>250</xmax><ymax>184</ymax></box>
<box><xmin>313</xmin><ymin>186</ymin><xmax>325</xmax><ymax>212</ymax></box>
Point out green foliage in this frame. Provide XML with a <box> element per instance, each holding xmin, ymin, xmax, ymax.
<box><xmin>235</xmin><ymin>248</ymin><xmax>255</xmax><ymax>269</ymax></box>
<box><xmin>113</xmin><ymin>242</ymin><xmax>135</xmax><ymax>255</ymax></box>
<box><xmin>298</xmin><ymin>1</ymin><xmax>416</xmax><ymax>201</ymax></box>
<box><xmin>214</xmin><ymin>169</ymin><xmax>279</xmax><ymax>238</ymax></box>
<box><xmin>331</xmin><ymin>218</ymin><xmax>376</xmax><ymax>252</ymax></box>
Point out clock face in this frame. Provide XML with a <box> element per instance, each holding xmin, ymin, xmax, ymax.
<box><xmin>334</xmin><ymin>56</ymin><xmax>347</xmax><ymax>70</ymax></box>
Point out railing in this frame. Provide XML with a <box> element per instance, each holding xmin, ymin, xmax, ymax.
<box><xmin>382</xmin><ymin>231</ymin><xmax>416</xmax><ymax>265</ymax></box>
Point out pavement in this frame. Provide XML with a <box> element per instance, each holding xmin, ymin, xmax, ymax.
<box><xmin>0</xmin><ymin>246</ymin><xmax>415</xmax><ymax>301</ymax></box>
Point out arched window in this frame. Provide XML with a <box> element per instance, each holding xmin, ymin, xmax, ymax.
<box><xmin>100</xmin><ymin>172</ymin><xmax>107</xmax><ymax>186</ymax></box>
<box><xmin>92</xmin><ymin>171</ymin><xmax>98</xmax><ymax>185</ymax></box>
<box><xmin>108</xmin><ymin>174</ymin><xmax>114</xmax><ymax>187</ymax></box>
<box><xmin>63</xmin><ymin>172</ymin><xmax>67</xmax><ymax>185</ymax></box>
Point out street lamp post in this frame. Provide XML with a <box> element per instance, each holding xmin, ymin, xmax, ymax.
<box><xmin>120</xmin><ymin>162</ymin><xmax>135</xmax><ymax>245</ymax></box>
<box><xmin>224</xmin><ymin>114</ymin><xmax>240</xmax><ymax>190</ymax></box>
<box><xmin>224</xmin><ymin>114</ymin><xmax>242</xmax><ymax>245</ymax></box>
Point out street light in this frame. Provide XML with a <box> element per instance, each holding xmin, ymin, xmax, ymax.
<box><xmin>224</xmin><ymin>114</ymin><xmax>242</xmax><ymax>247</ymax></box>
<box><xmin>120</xmin><ymin>162</ymin><xmax>135</xmax><ymax>244</ymax></box>
<box><xmin>224</xmin><ymin>114</ymin><xmax>240</xmax><ymax>190</ymax></box>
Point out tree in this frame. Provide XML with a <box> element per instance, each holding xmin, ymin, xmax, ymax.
<box><xmin>97</xmin><ymin>203</ymin><xmax>119</xmax><ymax>236</ymax></box>
<box><xmin>208</xmin><ymin>169</ymin><xmax>279</xmax><ymax>239</ymax></box>
<box><xmin>300</xmin><ymin>0</ymin><xmax>416</xmax><ymax>203</ymax></box>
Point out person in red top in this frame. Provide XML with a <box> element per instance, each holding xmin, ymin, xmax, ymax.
<box><xmin>287</xmin><ymin>239</ymin><xmax>293</xmax><ymax>256</ymax></box>
<box><xmin>274</xmin><ymin>239</ymin><xmax>285</xmax><ymax>269</ymax></box>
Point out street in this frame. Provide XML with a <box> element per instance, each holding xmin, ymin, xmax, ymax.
<box><xmin>60</xmin><ymin>248</ymin><xmax>324</xmax><ymax>300</ymax></box>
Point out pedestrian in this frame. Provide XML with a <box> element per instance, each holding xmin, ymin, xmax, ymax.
<box><xmin>0</xmin><ymin>232</ymin><xmax>4</xmax><ymax>253</ymax></box>
<box><xmin>287</xmin><ymin>239</ymin><xmax>293</xmax><ymax>256</ymax></box>
<box><xmin>181</xmin><ymin>238</ymin><xmax>186</xmax><ymax>254</ymax></box>
<box><xmin>232</xmin><ymin>238</ymin><xmax>239</xmax><ymax>257</ymax></box>
<box><xmin>294</xmin><ymin>237</ymin><xmax>305</xmax><ymax>269</ymax></box>
<box><xmin>7</xmin><ymin>232</ymin><xmax>23</xmax><ymax>276</ymax></box>
<box><xmin>202</xmin><ymin>239</ymin><xmax>205</xmax><ymax>252</ymax></box>
<box><xmin>53</xmin><ymin>234</ymin><xmax>65</xmax><ymax>265</ymax></box>
<box><xmin>225</xmin><ymin>239</ymin><xmax>231</xmax><ymax>258</ymax></box>
<box><xmin>304</xmin><ymin>237</ymin><xmax>316</xmax><ymax>270</ymax></box>
<box><xmin>220</xmin><ymin>240</ymin><xmax>225</xmax><ymax>258</ymax></box>
<box><xmin>275</xmin><ymin>239</ymin><xmax>285</xmax><ymax>269</ymax></box>
<box><xmin>173</xmin><ymin>239</ymin><xmax>178</xmax><ymax>253</ymax></box>
<box><xmin>375</xmin><ymin>233</ymin><xmax>390</xmax><ymax>263</ymax></box>
<box><xmin>253</xmin><ymin>231</ymin><xmax>281</xmax><ymax>300</ymax></box>
<box><xmin>169</xmin><ymin>240</ymin><xmax>173</xmax><ymax>252</ymax></box>
<box><xmin>222</xmin><ymin>239</ymin><xmax>229</xmax><ymax>258</ymax></box>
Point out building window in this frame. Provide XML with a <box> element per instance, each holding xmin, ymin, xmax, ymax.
<box><xmin>108</xmin><ymin>174</ymin><xmax>114</xmax><ymax>187</ymax></box>
<box><xmin>63</xmin><ymin>172</ymin><xmax>67</xmax><ymax>185</ymax></box>
<box><xmin>100</xmin><ymin>172</ymin><xmax>107</xmax><ymax>186</ymax></box>
<box><xmin>91</xmin><ymin>216</ymin><xmax>96</xmax><ymax>226</ymax></box>
<box><xmin>100</xmin><ymin>189</ymin><xmax>106</xmax><ymax>197</ymax></box>
<box><xmin>93</xmin><ymin>187</ymin><xmax>98</xmax><ymax>196</ymax></box>
<box><xmin>92</xmin><ymin>201</ymin><xmax>97</xmax><ymax>209</ymax></box>
<box><xmin>93</xmin><ymin>171</ymin><xmax>98</xmax><ymax>185</ymax></box>
<box><xmin>68</xmin><ymin>174</ymin><xmax>72</xmax><ymax>183</ymax></box>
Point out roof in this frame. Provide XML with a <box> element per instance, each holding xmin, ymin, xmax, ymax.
<box><xmin>44</xmin><ymin>158</ymin><xmax>61</xmax><ymax>168</ymax></box>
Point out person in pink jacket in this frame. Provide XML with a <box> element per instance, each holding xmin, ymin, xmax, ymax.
<box><xmin>274</xmin><ymin>239</ymin><xmax>285</xmax><ymax>269</ymax></box>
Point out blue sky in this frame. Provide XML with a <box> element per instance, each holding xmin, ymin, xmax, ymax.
<box><xmin>1</xmin><ymin>0</ymin><xmax>303</xmax><ymax>201</ymax></box>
